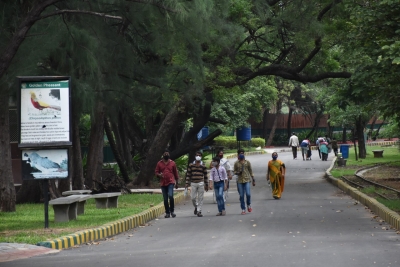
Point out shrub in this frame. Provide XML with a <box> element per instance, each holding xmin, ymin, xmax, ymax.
<box><xmin>214</xmin><ymin>136</ymin><xmax>265</xmax><ymax>149</ymax></box>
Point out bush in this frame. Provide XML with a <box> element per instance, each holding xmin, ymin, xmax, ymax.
<box><xmin>214</xmin><ymin>136</ymin><xmax>265</xmax><ymax>149</ymax></box>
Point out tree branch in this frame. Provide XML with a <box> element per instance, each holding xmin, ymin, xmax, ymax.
<box><xmin>317</xmin><ymin>0</ymin><xmax>343</xmax><ymax>21</ymax></box>
<box><xmin>295</xmin><ymin>37</ymin><xmax>321</xmax><ymax>72</ymax></box>
<box><xmin>40</xmin><ymin>10</ymin><xmax>125</xmax><ymax>21</ymax></box>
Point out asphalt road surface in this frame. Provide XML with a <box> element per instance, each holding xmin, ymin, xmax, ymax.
<box><xmin>6</xmin><ymin>151</ymin><xmax>400</xmax><ymax>267</ymax></box>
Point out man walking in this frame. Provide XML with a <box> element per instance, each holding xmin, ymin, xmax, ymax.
<box><xmin>155</xmin><ymin>149</ymin><xmax>180</xmax><ymax>218</ymax></box>
<box><xmin>186</xmin><ymin>151</ymin><xmax>208</xmax><ymax>217</ymax></box>
<box><xmin>288</xmin><ymin>132</ymin><xmax>300</xmax><ymax>159</ymax></box>
<box><xmin>234</xmin><ymin>149</ymin><xmax>255</xmax><ymax>215</ymax></box>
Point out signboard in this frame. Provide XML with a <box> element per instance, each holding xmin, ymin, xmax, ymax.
<box><xmin>21</xmin><ymin>149</ymin><xmax>69</xmax><ymax>180</ymax></box>
<box><xmin>18</xmin><ymin>77</ymin><xmax>72</xmax><ymax>147</ymax></box>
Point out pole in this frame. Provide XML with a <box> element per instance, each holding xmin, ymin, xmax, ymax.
<box><xmin>44</xmin><ymin>180</ymin><xmax>49</xmax><ymax>229</ymax></box>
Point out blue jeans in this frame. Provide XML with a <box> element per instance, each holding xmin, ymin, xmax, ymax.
<box><xmin>161</xmin><ymin>184</ymin><xmax>174</xmax><ymax>214</ymax></box>
<box><xmin>214</xmin><ymin>181</ymin><xmax>225</xmax><ymax>212</ymax></box>
<box><xmin>237</xmin><ymin>182</ymin><xmax>251</xmax><ymax>210</ymax></box>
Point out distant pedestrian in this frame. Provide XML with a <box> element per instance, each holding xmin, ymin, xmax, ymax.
<box><xmin>316</xmin><ymin>136</ymin><xmax>324</xmax><ymax>159</ymax></box>
<box><xmin>234</xmin><ymin>149</ymin><xmax>255</xmax><ymax>215</ymax></box>
<box><xmin>186</xmin><ymin>151</ymin><xmax>208</xmax><ymax>217</ymax></box>
<box><xmin>155</xmin><ymin>149</ymin><xmax>180</xmax><ymax>218</ymax></box>
<box><xmin>300</xmin><ymin>139</ymin><xmax>310</xmax><ymax>161</ymax></box>
<box><xmin>331</xmin><ymin>138</ymin><xmax>338</xmax><ymax>156</ymax></box>
<box><xmin>320</xmin><ymin>140</ymin><xmax>329</xmax><ymax>161</ymax></box>
<box><xmin>288</xmin><ymin>133</ymin><xmax>300</xmax><ymax>159</ymax></box>
<box><xmin>266</xmin><ymin>152</ymin><xmax>286</xmax><ymax>199</ymax></box>
<box><xmin>209</xmin><ymin>157</ymin><xmax>228</xmax><ymax>216</ymax></box>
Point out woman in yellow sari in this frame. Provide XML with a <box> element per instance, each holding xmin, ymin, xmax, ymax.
<box><xmin>266</xmin><ymin>152</ymin><xmax>286</xmax><ymax>199</ymax></box>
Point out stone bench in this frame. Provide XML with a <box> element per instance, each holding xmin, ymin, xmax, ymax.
<box><xmin>372</xmin><ymin>150</ymin><xmax>384</xmax><ymax>158</ymax></box>
<box><xmin>92</xmin><ymin>192</ymin><xmax>121</xmax><ymax>209</ymax></box>
<box><xmin>62</xmin><ymin>190</ymin><xmax>92</xmax><ymax>196</ymax></box>
<box><xmin>49</xmin><ymin>195</ymin><xmax>92</xmax><ymax>222</ymax></box>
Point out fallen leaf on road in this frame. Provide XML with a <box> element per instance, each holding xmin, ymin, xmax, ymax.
<box><xmin>253</xmin><ymin>224</ymin><xmax>257</xmax><ymax>227</ymax></box>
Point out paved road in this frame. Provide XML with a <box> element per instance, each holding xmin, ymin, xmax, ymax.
<box><xmin>4</xmin><ymin>152</ymin><xmax>399</xmax><ymax>267</ymax></box>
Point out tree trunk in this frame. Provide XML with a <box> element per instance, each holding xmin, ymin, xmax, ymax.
<box><xmin>104</xmin><ymin>116</ymin><xmax>130</xmax><ymax>183</ymax></box>
<box><xmin>287</xmin><ymin>107</ymin><xmax>293</xmax><ymax>139</ymax></box>
<box><xmin>71</xmin><ymin>110</ymin><xmax>84</xmax><ymax>190</ymax></box>
<box><xmin>342</xmin><ymin>127</ymin><xmax>347</xmax><ymax>143</ymax></box>
<box><xmin>136</xmin><ymin>99</ymin><xmax>188</xmax><ymax>185</ymax></box>
<box><xmin>265</xmin><ymin>99</ymin><xmax>282</xmax><ymax>146</ymax></box>
<box><xmin>0</xmin><ymin>97</ymin><xmax>16</xmax><ymax>211</ymax></box>
<box><xmin>85</xmin><ymin>101</ymin><xmax>105</xmax><ymax>189</ymax></box>
<box><xmin>117</xmin><ymin>111</ymin><xmax>133</xmax><ymax>173</ymax></box>
<box><xmin>16</xmin><ymin>180</ymin><xmax>42</xmax><ymax>204</ymax></box>
<box><xmin>355</xmin><ymin>115</ymin><xmax>367</xmax><ymax>159</ymax></box>
<box><xmin>351</xmin><ymin>128</ymin><xmax>358</xmax><ymax>161</ymax></box>
<box><xmin>262</xmin><ymin>108</ymin><xmax>270</xmax><ymax>140</ymax></box>
<box><xmin>306</xmin><ymin>110</ymin><xmax>323</xmax><ymax>141</ymax></box>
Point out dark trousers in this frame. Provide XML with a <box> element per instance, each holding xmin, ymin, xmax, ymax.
<box><xmin>333</xmin><ymin>148</ymin><xmax>338</xmax><ymax>156</ymax></box>
<box><xmin>317</xmin><ymin>147</ymin><xmax>321</xmax><ymax>159</ymax></box>
<box><xmin>161</xmin><ymin>183</ymin><xmax>174</xmax><ymax>214</ymax></box>
<box><xmin>321</xmin><ymin>152</ymin><xmax>328</xmax><ymax>161</ymax></box>
<box><xmin>291</xmin><ymin>146</ymin><xmax>298</xmax><ymax>159</ymax></box>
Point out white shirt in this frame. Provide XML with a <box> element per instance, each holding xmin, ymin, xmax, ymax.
<box><xmin>209</xmin><ymin>166</ymin><xmax>227</xmax><ymax>182</ymax></box>
<box><xmin>289</xmin><ymin>135</ymin><xmax>300</xmax><ymax>147</ymax></box>
<box><xmin>220</xmin><ymin>157</ymin><xmax>232</xmax><ymax>172</ymax></box>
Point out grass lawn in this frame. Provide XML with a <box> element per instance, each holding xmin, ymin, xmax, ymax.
<box><xmin>0</xmin><ymin>194</ymin><xmax>163</xmax><ymax>245</ymax></box>
<box><xmin>330</xmin><ymin>145</ymin><xmax>400</xmax><ymax>213</ymax></box>
<box><xmin>330</xmin><ymin>145</ymin><xmax>400</xmax><ymax>178</ymax></box>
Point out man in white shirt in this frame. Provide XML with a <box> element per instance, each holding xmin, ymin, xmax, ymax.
<box><xmin>288</xmin><ymin>132</ymin><xmax>300</xmax><ymax>159</ymax></box>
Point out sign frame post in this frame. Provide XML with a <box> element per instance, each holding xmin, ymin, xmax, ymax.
<box><xmin>17</xmin><ymin>76</ymin><xmax>72</xmax><ymax>228</ymax></box>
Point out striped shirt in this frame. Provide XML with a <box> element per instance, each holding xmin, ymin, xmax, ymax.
<box><xmin>186</xmin><ymin>163</ymin><xmax>208</xmax><ymax>186</ymax></box>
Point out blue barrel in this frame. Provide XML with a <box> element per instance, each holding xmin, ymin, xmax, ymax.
<box><xmin>340</xmin><ymin>144</ymin><xmax>350</xmax><ymax>159</ymax></box>
<box><xmin>236</xmin><ymin>126</ymin><xmax>251</xmax><ymax>141</ymax></box>
<box><xmin>198</xmin><ymin>127</ymin><xmax>209</xmax><ymax>140</ymax></box>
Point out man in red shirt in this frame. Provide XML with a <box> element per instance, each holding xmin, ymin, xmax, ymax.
<box><xmin>155</xmin><ymin>149</ymin><xmax>180</xmax><ymax>218</ymax></box>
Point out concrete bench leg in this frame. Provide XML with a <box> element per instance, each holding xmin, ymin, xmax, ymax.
<box><xmin>68</xmin><ymin>202</ymin><xmax>78</xmax><ymax>220</ymax></box>
<box><xmin>52</xmin><ymin>204</ymin><xmax>71</xmax><ymax>223</ymax></box>
<box><xmin>77</xmin><ymin>201</ymin><xmax>87</xmax><ymax>215</ymax></box>
<box><xmin>95</xmin><ymin>198</ymin><xmax>108</xmax><ymax>209</ymax></box>
<box><xmin>107</xmin><ymin>196</ymin><xmax>119</xmax><ymax>208</ymax></box>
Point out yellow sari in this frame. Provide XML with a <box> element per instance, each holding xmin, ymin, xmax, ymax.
<box><xmin>267</xmin><ymin>159</ymin><xmax>285</xmax><ymax>199</ymax></box>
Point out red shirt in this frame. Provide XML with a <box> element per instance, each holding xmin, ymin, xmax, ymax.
<box><xmin>155</xmin><ymin>159</ymin><xmax>179</xmax><ymax>186</ymax></box>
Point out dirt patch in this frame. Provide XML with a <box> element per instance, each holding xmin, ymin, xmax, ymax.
<box><xmin>361</xmin><ymin>165</ymin><xmax>400</xmax><ymax>191</ymax></box>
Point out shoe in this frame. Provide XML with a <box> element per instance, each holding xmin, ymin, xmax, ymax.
<box><xmin>221</xmin><ymin>210</ymin><xmax>226</xmax><ymax>216</ymax></box>
<box><xmin>216</xmin><ymin>212</ymin><xmax>222</xmax><ymax>216</ymax></box>
<box><xmin>303</xmin><ymin>159</ymin><xmax>305</xmax><ymax>161</ymax></box>
<box><xmin>171</xmin><ymin>213</ymin><xmax>176</xmax><ymax>218</ymax></box>
<box><xmin>165</xmin><ymin>213</ymin><xmax>170</xmax><ymax>218</ymax></box>
<box><xmin>241</xmin><ymin>210</ymin><xmax>246</xmax><ymax>215</ymax></box>
<box><xmin>197</xmin><ymin>212</ymin><xmax>203</xmax><ymax>217</ymax></box>
<box><xmin>194</xmin><ymin>207</ymin><xmax>197</xmax><ymax>215</ymax></box>
<box><xmin>247</xmin><ymin>206</ymin><xmax>252</xmax><ymax>212</ymax></box>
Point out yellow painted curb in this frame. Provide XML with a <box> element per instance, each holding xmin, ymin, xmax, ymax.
<box><xmin>325</xmin><ymin>161</ymin><xmax>400</xmax><ymax>231</ymax></box>
<box><xmin>37</xmin><ymin>191</ymin><xmax>185</xmax><ymax>250</ymax></box>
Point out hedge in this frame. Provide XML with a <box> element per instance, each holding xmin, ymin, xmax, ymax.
<box><xmin>214</xmin><ymin>136</ymin><xmax>265</xmax><ymax>149</ymax></box>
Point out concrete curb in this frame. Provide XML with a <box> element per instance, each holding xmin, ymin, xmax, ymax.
<box><xmin>325</xmin><ymin>158</ymin><xmax>400</xmax><ymax>231</ymax></box>
<box><xmin>37</xmin><ymin>191</ymin><xmax>186</xmax><ymax>250</ymax></box>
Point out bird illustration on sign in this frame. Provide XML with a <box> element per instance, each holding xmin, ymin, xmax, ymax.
<box><xmin>30</xmin><ymin>91</ymin><xmax>61</xmax><ymax>111</ymax></box>
<box><xmin>23</xmin><ymin>151</ymin><xmax>68</xmax><ymax>178</ymax></box>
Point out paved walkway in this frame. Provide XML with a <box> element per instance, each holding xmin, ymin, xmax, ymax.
<box><xmin>0</xmin><ymin>243</ymin><xmax>58</xmax><ymax>262</ymax></box>
<box><xmin>1</xmin><ymin>150</ymin><xmax>399</xmax><ymax>266</ymax></box>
